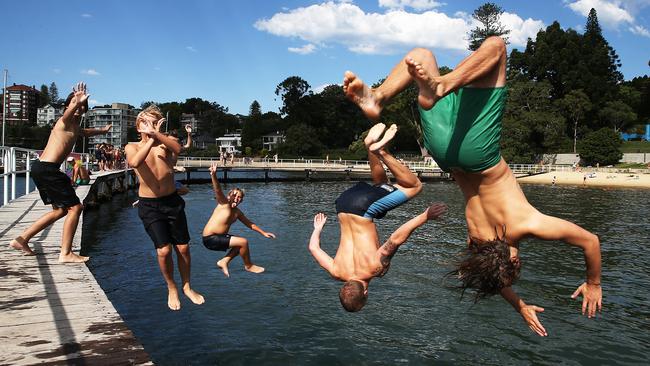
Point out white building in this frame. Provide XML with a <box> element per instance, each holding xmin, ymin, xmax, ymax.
<box><xmin>262</xmin><ymin>131</ymin><xmax>285</xmax><ymax>151</ymax></box>
<box><xmin>36</xmin><ymin>104</ymin><xmax>63</xmax><ymax>126</ymax></box>
<box><xmin>85</xmin><ymin>103</ymin><xmax>139</xmax><ymax>150</ymax></box>
<box><xmin>215</xmin><ymin>132</ymin><xmax>242</xmax><ymax>155</ymax></box>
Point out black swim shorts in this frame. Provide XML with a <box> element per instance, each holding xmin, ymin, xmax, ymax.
<box><xmin>335</xmin><ymin>181</ymin><xmax>409</xmax><ymax>219</ymax></box>
<box><xmin>31</xmin><ymin>160</ymin><xmax>81</xmax><ymax>208</ymax></box>
<box><xmin>137</xmin><ymin>193</ymin><xmax>190</xmax><ymax>248</ymax></box>
<box><xmin>202</xmin><ymin>233</ymin><xmax>232</xmax><ymax>252</ymax></box>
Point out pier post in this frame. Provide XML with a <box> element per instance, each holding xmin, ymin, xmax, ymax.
<box><xmin>264</xmin><ymin>169</ymin><xmax>269</xmax><ymax>183</ymax></box>
<box><xmin>223</xmin><ymin>168</ymin><xmax>229</xmax><ymax>182</ymax></box>
<box><xmin>186</xmin><ymin>168</ymin><xmax>191</xmax><ymax>184</ymax></box>
<box><xmin>345</xmin><ymin>168</ymin><xmax>351</xmax><ymax>181</ymax></box>
<box><xmin>305</xmin><ymin>169</ymin><xmax>311</xmax><ymax>181</ymax></box>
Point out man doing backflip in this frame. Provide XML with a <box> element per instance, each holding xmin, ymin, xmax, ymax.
<box><xmin>202</xmin><ymin>162</ymin><xmax>276</xmax><ymax>277</ymax></box>
<box><xmin>343</xmin><ymin>36</ymin><xmax>601</xmax><ymax>336</ymax></box>
<box><xmin>10</xmin><ymin>82</ymin><xmax>111</xmax><ymax>262</ymax></box>
<box><xmin>125</xmin><ymin>105</ymin><xmax>204</xmax><ymax>311</ymax></box>
<box><xmin>309</xmin><ymin>123</ymin><xmax>447</xmax><ymax>312</ymax></box>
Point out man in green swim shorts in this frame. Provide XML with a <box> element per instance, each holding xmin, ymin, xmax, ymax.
<box><xmin>343</xmin><ymin>36</ymin><xmax>602</xmax><ymax>337</ymax></box>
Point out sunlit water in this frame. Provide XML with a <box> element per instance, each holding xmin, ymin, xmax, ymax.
<box><xmin>82</xmin><ymin>178</ymin><xmax>650</xmax><ymax>365</ymax></box>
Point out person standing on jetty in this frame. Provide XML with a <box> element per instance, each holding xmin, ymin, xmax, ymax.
<box><xmin>9</xmin><ymin>82</ymin><xmax>111</xmax><ymax>263</ymax></box>
<box><xmin>343</xmin><ymin>37</ymin><xmax>602</xmax><ymax>336</ymax></box>
<box><xmin>125</xmin><ymin>105</ymin><xmax>204</xmax><ymax>311</ymax></box>
<box><xmin>202</xmin><ymin>162</ymin><xmax>276</xmax><ymax>277</ymax></box>
<box><xmin>309</xmin><ymin>123</ymin><xmax>447</xmax><ymax>312</ymax></box>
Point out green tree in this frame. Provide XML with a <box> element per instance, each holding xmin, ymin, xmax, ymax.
<box><xmin>599</xmin><ymin>100</ymin><xmax>637</xmax><ymax>133</ymax></box>
<box><xmin>38</xmin><ymin>84</ymin><xmax>50</xmax><ymax>107</ymax></box>
<box><xmin>275</xmin><ymin>76</ymin><xmax>312</xmax><ymax>116</ymax></box>
<box><xmin>278</xmin><ymin>124</ymin><xmax>323</xmax><ymax>156</ymax></box>
<box><xmin>556</xmin><ymin>90</ymin><xmax>591</xmax><ymax>153</ymax></box>
<box><xmin>467</xmin><ymin>2</ymin><xmax>510</xmax><ymax>51</ymax></box>
<box><xmin>49</xmin><ymin>82</ymin><xmax>60</xmax><ymax>104</ymax></box>
<box><xmin>579</xmin><ymin>127</ymin><xmax>622</xmax><ymax>166</ymax></box>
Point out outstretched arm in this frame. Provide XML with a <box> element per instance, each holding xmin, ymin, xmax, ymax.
<box><xmin>375</xmin><ymin>203</ymin><xmax>446</xmax><ymax>276</ymax></box>
<box><xmin>208</xmin><ymin>162</ymin><xmax>229</xmax><ymax>204</ymax></box>
<box><xmin>529</xmin><ymin>213</ymin><xmax>602</xmax><ymax>318</ymax></box>
<box><xmin>501</xmin><ymin>287</ymin><xmax>548</xmax><ymax>337</ymax></box>
<box><xmin>237</xmin><ymin>210</ymin><xmax>276</xmax><ymax>239</ymax></box>
<box><xmin>308</xmin><ymin>213</ymin><xmax>335</xmax><ymax>276</ymax></box>
<box><xmin>82</xmin><ymin>123</ymin><xmax>112</xmax><ymax>137</ymax></box>
<box><xmin>183</xmin><ymin>124</ymin><xmax>192</xmax><ymax>150</ymax></box>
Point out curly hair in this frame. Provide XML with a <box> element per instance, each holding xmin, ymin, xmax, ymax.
<box><xmin>448</xmin><ymin>233</ymin><xmax>521</xmax><ymax>302</ymax></box>
<box><xmin>339</xmin><ymin>280</ymin><xmax>367</xmax><ymax>312</ymax></box>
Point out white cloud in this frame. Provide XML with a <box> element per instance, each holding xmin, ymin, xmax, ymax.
<box><xmin>81</xmin><ymin>13</ymin><xmax>92</xmax><ymax>18</ymax></box>
<box><xmin>89</xmin><ymin>99</ymin><xmax>99</xmax><ymax>105</ymax></box>
<box><xmin>566</xmin><ymin>0</ymin><xmax>634</xmax><ymax>27</ymax></box>
<box><xmin>52</xmin><ymin>68</ymin><xmax>62</xmax><ymax>74</ymax></box>
<box><xmin>378</xmin><ymin>0</ymin><xmax>444</xmax><ymax>11</ymax></box>
<box><xmin>288</xmin><ymin>43</ymin><xmax>317</xmax><ymax>54</ymax></box>
<box><xmin>629</xmin><ymin>24</ymin><xmax>650</xmax><ymax>37</ymax></box>
<box><xmin>186</xmin><ymin>46</ymin><xmax>197</xmax><ymax>52</ymax></box>
<box><xmin>81</xmin><ymin>69</ymin><xmax>101</xmax><ymax>76</ymax></box>
<box><xmin>153</xmin><ymin>66</ymin><xmax>162</xmax><ymax>71</ymax></box>
<box><xmin>254</xmin><ymin>2</ymin><xmax>543</xmax><ymax>55</ymax></box>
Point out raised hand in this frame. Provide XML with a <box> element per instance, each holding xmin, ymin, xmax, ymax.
<box><xmin>103</xmin><ymin>123</ymin><xmax>113</xmax><ymax>132</ymax></box>
<box><xmin>185</xmin><ymin>124</ymin><xmax>192</xmax><ymax>133</ymax></box>
<box><xmin>425</xmin><ymin>202</ymin><xmax>447</xmax><ymax>220</ymax></box>
<box><xmin>263</xmin><ymin>232</ymin><xmax>276</xmax><ymax>239</ymax></box>
<box><xmin>519</xmin><ymin>304</ymin><xmax>547</xmax><ymax>337</ymax></box>
<box><xmin>571</xmin><ymin>282</ymin><xmax>602</xmax><ymax>318</ymax></box>
<box><xmin>209</xmin><ymin>161</ymin><xmax>218</xmax><ymax>176</ymax></box>
<box><xmin>313</xmin><ymin>212</ymin><xmax>327</xmax><ymax>230</ymax></box>
<box><xmin>154</xmin><ymin>118</ymin><xmax>165</xmax><ymax>132</ymax></box>
<box><xmin>137</xmin><ymin>119</ymin><xmax>156</xmax><ymax>137</ymax></box>
<box><xmin>72</xmin><ymin>81</ymin><xmax>90</xmax><ymax>105</ymax></box>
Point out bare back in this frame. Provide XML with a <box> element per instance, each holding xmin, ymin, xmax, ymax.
<box><xmin>332</xmin><ymin>213</ymin><xmax>383</xmax><ymax>281</ymax></box>
<box><xmin>39</xmin><ymin>117</ymin><xmax>82</xmax><ymax>164</ymax></box>
<box><xmin>127</xmin><ymin>142</ymin><xmax>176</xmax><ymax>198</ymax></box>
<box><xmin>202</xmin><ymin>204</ymin><xmax>239</xmax><ymax>236</ymax></box>
<box><xmin>452</xmin><ymin>159</ymin><xmax>537</xmax><ymax>244</ymax></box>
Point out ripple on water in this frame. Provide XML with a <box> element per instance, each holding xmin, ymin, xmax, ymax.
<box><xmin>84</xmin><ymin>182</ymin><xmax>650</xmax><ymax>365</ymax></box>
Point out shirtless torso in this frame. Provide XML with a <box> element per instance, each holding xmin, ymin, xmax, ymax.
<box><xmin>330</xmin><ymin>214</ymin><xmax>384</xmax><ymax>281</ymax></box>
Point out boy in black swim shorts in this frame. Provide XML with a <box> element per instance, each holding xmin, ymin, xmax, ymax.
<box><xmin>125</xmin><ymin>104</ymin><xmax>204</xmax><ymax>311</ymax></box>
<box><xmin>10</xmin><ymin>82</ymin><xmax>112</xmax><ymax>262</ymax></box>
<box><xmin>202</xmin><ymin>161</ymin><xmax>276</xmax><ymax>278</ymax></box>
<box><xmin>309</xmin><ymin>123</ymin><xmax>447</xmax><ymax>312</ymax></box>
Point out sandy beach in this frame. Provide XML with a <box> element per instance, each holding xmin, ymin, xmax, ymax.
<box><xmin>518</xmin><ymin>170</ymin><xmax>650</xmax><ymax>189</ymax></box>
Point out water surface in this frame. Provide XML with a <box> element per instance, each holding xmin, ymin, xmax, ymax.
<box><xmin>83</xmin><ymin>180</ymin><xmax>650</xmax><ymax>365</ymax></box>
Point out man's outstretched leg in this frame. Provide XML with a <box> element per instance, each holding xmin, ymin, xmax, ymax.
<box><xmin>10</xmin><ymin>207</ymin><xmax>68</xmax><ymax>256</ymax></box>
<box><xmin>174</xmin><ymin>244</ymin><xmax>205</xmax><ymax>305</ymax></box>
<box><xmin>364</xmin><ymin>123</ymin><xmax>389</xmax><ymax>185</ymax></box>
<box><xmin>59</xmin><ymin>203</ymin><xmax>89</xmax><ymax>263</ymax></box>
<box><xmin>370</xmin><ymin>125</ymin><xmax>422</xmax><ymax>199</ymax></box>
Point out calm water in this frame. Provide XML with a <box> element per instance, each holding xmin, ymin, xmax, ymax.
<box><xmin>83</xmin><ymin>180</ymin><xmax>650</xmax><ymax>365</ymax></box>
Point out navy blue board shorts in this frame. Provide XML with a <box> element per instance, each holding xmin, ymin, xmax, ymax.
<box><xmin>335</xmin><ymin>181</ymin><xmax>409</xmax><ymax>219</ymax></box>
<box><xmin>202</xmin><ymin>234</ymin><xmax>232</xmax><ymax>251</ymax></box>
<box><xmin>137</xmin><ymin>193</ymin><xmax>190</xmax><ymax>248</ymax></box>
<box><xmin>31</xmin><ymin>160</ymin><xmax>81</xmax><ymax>208</ymax></box>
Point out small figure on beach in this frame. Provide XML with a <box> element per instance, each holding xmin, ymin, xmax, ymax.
<box><xmin>202</xmin><ymin>161</ymin><xmax>276</xmax><ymax>277</ymax></box>
<box><xmin>552</xmin><ymin>176</ymin><xmax>556</xmax><ymax>186</ymax></box>
<box><xmin>343</xmin><ymin>37</ymin><xmax>601</xmax><ymax>336</ymax></box>
<box><xmin>9</xmin><ymin>82</ymin><xmax>111</xmax><ymax>262</ymax></box>
<box><xmin>309</xmin><ymin>123</ymin><xmax>446</xmax><ymax>312</ymax></box>
<box><xmin>125</xmin><ymin>105</ymin><xmax>204</xmax><ymax>311</ymax></box>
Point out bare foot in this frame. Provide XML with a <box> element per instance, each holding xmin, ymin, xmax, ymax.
<box><xmin>168</xmin><ymin>288</ymin><xmax>181</xmax><ymax>311</ymax></box>
<box><xmin>364</xmin><ymin>123</ymin><xmax>386</xmax><ymax>148</ymax></box>
<box><xmin>405</xmin><ymin>57</ymin><xmax>440</xmax><ymax>110</ymax></box>
<box><xmin>9</xmin><ymin>237</ymin><xmax>35</xmax><ymax>256</ymax></box>
<box><xmin>183</xmin><ymin>287</ymin><xmax>205</xmax><ymax>305</ymax></box>
<box><xmin>58</xmin><ymin>253</ymin><xmax>90</xmax><ymax>263</ymax></box>
<box><xmin>216</xmin><ymin>258</ymin><xmax>230</xmax><ymax>278</ymax></box>
<box><xmin>369</xmin><ymin>124</ymin><xmax>398</xmax><ymax>152</ymax></box>
<box><xmin>343</xmin><ymin>71</ymin><xmax>383</xmax><ymax>120</ymax></box>
<box><xmin>245</xmin><ymin>264</ymin><xmax>265</xmax><ymax>274</ymax></box>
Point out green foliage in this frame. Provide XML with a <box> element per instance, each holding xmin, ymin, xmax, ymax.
<box><xmin>599</xmin><ymin>100</ymin><xmax>637</xmax><ymax>132</ymax></box>
<box><xmin>49</xmin><ymin>82</ymin><xmax>60</xmax><ymax>104</ymax></box>
<box><xmin>621</xmin><ymin>141</ymin><xmax>650</xmax><ymax>153</ymax></box>
<box><xmin>245</xmin><ymin>146</ymin><xmax>253</xmax><ymax>156</ymax></box>
<box><xmin>38</xmin><ymin>84</ymin><xmax>50</xmax><ymax>107</ymax></box>
<box><xmin>275</xmin><ymin>76</ymin><xmax>312</xmax><ymax>116</ymax></box>
<box><xmin>277</xmin><ymin>124</ymin><xmax>324</xmax><ymax>157</ymax></box>
<box><xmin>468</xmin><ymin>2</ymin><xmax>510</xmax><ymax>51</ymax></box>
<box><xmin>579</xmin><ymin>127</ymin><xmax>623</xmax><ymax>166</ymax></box>
<box><xmin>556</xmin><ymin>89</ymin><xmax>591</xmax><ymax>153</ymax></box>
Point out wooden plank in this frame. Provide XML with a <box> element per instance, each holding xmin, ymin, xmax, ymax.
<box><xmin>0</xmin><ymin>170</ymin><xmax>150</xmax><ymax>365</ymax></box>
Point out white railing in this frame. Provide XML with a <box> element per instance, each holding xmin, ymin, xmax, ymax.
<box><xmin>0</xmin><ymin>147</ymin><xmax>38</xmax><ymax>206</ymax></box>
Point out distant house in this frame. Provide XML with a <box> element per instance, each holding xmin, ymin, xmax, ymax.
<box><xmin>192</xmin><ymin>134</ymin><xmax>216</xmax><ymax>150</ymax></box>
<box><xmin>262</xmin><ymin>131</ymin><xmax>285</xmax><ymax>151</ymax></box>
<box><xmin>180</xmin><ymin>113</ymin><xmax>200</xmax><ymax>134</ymax></box>
<box><xmin>37</xmin><ymin>104</ymin><xmax>63</xmax><ymax>126</ymax></box>
<box><xmin>215</xmin><ymin>132</ymin><xmax>242</xmax><ymax>155</ymax></box>
<box><xmin>85</xmin><ymin>103</ymin><xmax>139</xmax><ymax>151</ymax></box>
<box><xmin>1</xmin><ymin>84</ymin><xmax>40</xmax><ymax>125</ymax></box>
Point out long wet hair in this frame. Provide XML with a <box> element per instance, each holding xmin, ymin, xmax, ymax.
<box><xmin>339</xmin><ymin>280</ymin><xmax>367</xmax><ymax>312</ymax></box>
<box><xmin>448</xmin><ymin>227</ymin><xmax>521</xmax><ymax>302</ymax></box>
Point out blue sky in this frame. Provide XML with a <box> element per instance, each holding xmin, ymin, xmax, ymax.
<box><xmin>3</xmin><ymin>0</ymin><xmax>649</xmax><ymax>115</ymax></box>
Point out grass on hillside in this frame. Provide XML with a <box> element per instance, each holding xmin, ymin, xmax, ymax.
<box><xmin>621</xmin><ymin>141</ymin><xmax>650</xmax><ymax>153</ymax></box>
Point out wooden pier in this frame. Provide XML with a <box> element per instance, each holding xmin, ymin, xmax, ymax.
<box><xmin>0</xmin><ymin>170</ymin><xmax>150</xmax><ymax>365</ymax></box>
